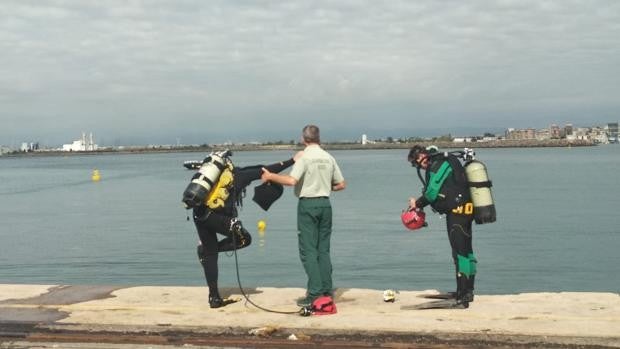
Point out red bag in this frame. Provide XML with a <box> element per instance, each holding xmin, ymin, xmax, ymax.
<box><xmin>311</xmin><ymin>296</ymin><xmax>337</xmax><ymax>315</ymax></box>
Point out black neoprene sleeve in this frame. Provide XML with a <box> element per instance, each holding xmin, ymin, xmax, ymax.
<box><xmin>263</xmin><ymin>158</ymin><xmax>295</xmax><ymax>173</ymax></box>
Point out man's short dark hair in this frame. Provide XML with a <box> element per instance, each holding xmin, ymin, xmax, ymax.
<box><xmin>302</xmin><ymin>125</ymin><xmax>320</xmax><ymax>143</ymax></box>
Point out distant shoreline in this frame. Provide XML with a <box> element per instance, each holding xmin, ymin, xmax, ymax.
<box><xmin>1</xmin><ymin>139</ymin><xmax>597</xmax><ymax>158</ymax></box>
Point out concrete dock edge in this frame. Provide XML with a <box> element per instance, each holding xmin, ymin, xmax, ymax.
<box><xmin>1</xmin><ymin>284</ymin><xmax>619</xmax><ymax>348</ymax></box>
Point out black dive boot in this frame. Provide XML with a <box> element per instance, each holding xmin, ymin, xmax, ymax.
<box><xmin>217</xmin><ymin>219</ymin><xmax>252</xmax><ymax>252</ymax></box>
<box><xmin>434</xmin><ymin>274</ymin><xmax>474</xmax><ymax>302</ymax></box>
<box><xmin>230</xmin><ymin>219</ymin><xmax>251</xmax><ymax>249</ymax></box>
<box><xmin>209</xmin><ymin>294</ymin><xmax>224</xmax><ymax>308</ymax></box>
<box><xmin>463</xmin><ymin>275</ymin><xmax>475</xmax><ymax>303</ymax></box>
<box><xmin>209</xmin><ymin>293</ymin><xmax>239</xmax><ymax>308</ymax></box>
<box><xmin>455</xmin><ymin>274</ymin><xmax>470</xmax><ymax>308</ymax></box>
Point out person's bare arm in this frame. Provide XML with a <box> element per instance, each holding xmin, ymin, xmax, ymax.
<box><xmin>261</xmin><ymin>168</ymin><xmax>298</xmax><ymax>186</ymax></box>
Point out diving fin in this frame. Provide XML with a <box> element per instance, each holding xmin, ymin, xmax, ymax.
<box><xmin>417</xmin><ymin>291</ymin><xmax>456</xmax><ymax>300</ymax></box>
<box><xmin>401</xmin><ymin>299</ymin><xmax>469</xmax><ymax>310</ymax></box>
<box><xmin>221</xmin><ymin>296</ymin><xmax>242</xmax><ymax>306</ymax></box>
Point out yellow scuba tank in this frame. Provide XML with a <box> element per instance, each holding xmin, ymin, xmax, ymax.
<box><xmin>464</xmin><ymin>160</ymin><xmax>496</xmax><ymax>224</ymax></box>
<box><xmin>182</xmin><ymin>150</ymin><xmax>231</xmax><ymax>208</ymax></box>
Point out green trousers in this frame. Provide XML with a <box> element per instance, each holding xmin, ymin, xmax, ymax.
<box><xmin>297</xmin><ymin>197</ymin><xmax>333</xmax><ymax>297</ymax></box>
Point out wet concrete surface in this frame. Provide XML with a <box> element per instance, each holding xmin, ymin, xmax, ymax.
<box><xmin>0</xmin><ymin>285</ymin><xmax>121</xmax><ymax>324</ymax></box>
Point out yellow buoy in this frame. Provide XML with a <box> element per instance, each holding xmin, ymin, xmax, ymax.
<box><xmin>257</xmin><ymin>220</ymin><xmax>266</xmax><ymax>232</ymax></box>
<box><xmin>258</xmin><ymin>220</ymin><xmax>266</xmax><ymax>247</ymax></box>
<box><xmin>91</xmin><ymin>169</ymin><xmax>101</xmax><ymax>182</ymax></box>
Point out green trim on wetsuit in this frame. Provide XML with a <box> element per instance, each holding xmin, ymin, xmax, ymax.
<box><xmin>424</xmin><ymin>162</ymin><xmax>453</xmax><ymax>202</ymax></box>
<box><xmin>468</xmin><ymin>253</ymin><xmax>477</xmax><ymax>276</ymax></box>
<box><xmin>457</xmin><ymin>254</ymin><xmax>473</xmax><ymax>278</ymax></box>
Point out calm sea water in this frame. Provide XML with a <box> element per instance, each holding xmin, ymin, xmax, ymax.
<box><xmin>1</xmin><ymin>146</ymin><xmax>618</xmax><ymax>295</ymax></box>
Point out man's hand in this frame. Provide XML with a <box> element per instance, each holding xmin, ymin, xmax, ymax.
<box><xmin>261</xmin><ymin>168</ymin><xmax>272</xmax><ymax>183</ymax></box>
<box><xmin>409</xmin><ymin>197</ymin><xmax>417</xmax><ymax>209</ymax></box>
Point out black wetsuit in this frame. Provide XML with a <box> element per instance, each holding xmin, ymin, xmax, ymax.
<box><xmin>191</xmin><ymin>158</ymin><xmax>294</xmax><ymax>305</ymax></box>
<box><xmin>415</xmin><ymin>153</ymin><xmax>476</xmax><ymax>304</ymax></box>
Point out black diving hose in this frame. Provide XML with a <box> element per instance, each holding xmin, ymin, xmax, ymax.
<box><xmin>230</xmin><ymin>227</ymin><xmax>301</xmax><ymax>315</ymax></box>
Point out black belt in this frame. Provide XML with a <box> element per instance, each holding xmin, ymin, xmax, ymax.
<box><xmin>300</xmin><ymin>196</ymin><xmax>328</xmax><ymax>200</ymax></box>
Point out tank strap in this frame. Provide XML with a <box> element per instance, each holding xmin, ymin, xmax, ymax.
<box><xmin>197</xmin><ymin>175</ymin><xmax>215</xmax><ymax>187</ymax></box>
<box><xmin>469</xmin><ymin>180</ymin><xmax>492</xmax><ymax>188</ymax></box>
<box><xmin>445</xmin><ymin>154</ymin><xmax>467</xmax><ymax>185</ymax></box>
<box><xmin>212</xmin><ymin>159</ymin><xmax>227</xmax><ymax>171</ymax></box>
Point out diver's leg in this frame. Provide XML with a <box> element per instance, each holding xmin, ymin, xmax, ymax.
<box><xmin>442</xmin><ymin>214</ymin><xmax>459</xmax><ymax>299</ymax></box>
<box><xmin>465</xmin><ymin>217</ymin><xmax>476</xmax><ymax>300</ymax></box>
<box><xmin>207</xmin><ymin>214</ymin><xmax>251</xmax><ymax>252</ymax></box>
<box><xmin>195</xmin><ymin>221</ymin><xmax>223</xmax><ymax>308</ymax></box>
<box><xmin>448</xmin><ymin>212</ymin><xmax>475</xmax><ymax>306</ymax></box>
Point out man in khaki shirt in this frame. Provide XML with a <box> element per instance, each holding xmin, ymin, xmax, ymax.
<box><xmin>261</xmin><ymin>125</ymin><xmax>346</xmax><ymax>307</ymax></box>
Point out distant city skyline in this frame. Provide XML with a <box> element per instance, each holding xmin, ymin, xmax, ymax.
<box><xmin>6</xmin><ymin>121</ymin><xmax>616</xmax><ymax>150</ymax></box>
<box><xmin>2</xmin><ymin>1</ymin><xmax>619</xmax><ymax>146</ymax></box>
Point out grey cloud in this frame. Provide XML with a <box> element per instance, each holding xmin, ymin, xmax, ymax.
<box><xmin>1</xmin><ymin>0</ymin><xmax>619</xmax><ymax>145</ymax></box>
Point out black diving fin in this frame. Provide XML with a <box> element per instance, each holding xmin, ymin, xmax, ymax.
<box><xmin>417</xmin><ymin>291</ymin><xmax>456</xmax><ymax>300</ymax></box>
<box><xmin>401</xmin><ymin>299</ymin><xmax>469</xmax><ymax>310</ymax></box>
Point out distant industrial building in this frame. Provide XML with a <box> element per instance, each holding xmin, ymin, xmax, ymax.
<box><xmin>606</xmin><ymin>123</ymin><xmax>618</xmax><ymax>143</ymax></box>
<box><xmin>62</xmin><ymin>132</ymin><xmax>98</xmax><ymax>151</ymax></box>
<box><xmin>20</xmin><ymin>142</ymin><xmax>39</xmax><ymax>152</ymax></box>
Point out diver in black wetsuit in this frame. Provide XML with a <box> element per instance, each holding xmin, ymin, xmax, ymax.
<box><xmin>407</xmin><ymin>145</ymin><xmax>477</xmax><ymax>309</ymax></box>
<box><xmin>185</xmin><ymin>152</ymin><xmax>301</xmax><ymax>308</ymax></box>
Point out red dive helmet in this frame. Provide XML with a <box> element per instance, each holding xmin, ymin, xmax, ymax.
<box><xmin>401</xmin><ymin>207</ymin><xmax>427</xmax><ymax>230</ymax></box>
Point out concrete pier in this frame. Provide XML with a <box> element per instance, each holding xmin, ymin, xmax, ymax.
<box><xmin>1</xmin><ymin>284</ymin><xmax>619</xmax><ymax>348</ymax></box>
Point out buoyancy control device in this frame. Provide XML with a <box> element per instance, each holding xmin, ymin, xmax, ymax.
<box><xmin>460</xmin><ymin>148</ymin><xmax>496</xmax><ymax>224</ymax></box>
<box><xmin>205</xmin><ymin>164</ymin><xmax>234</xmax><ymax>209</ymax></box>
<box><xmin>182</xmin><ymin>149</ymin><xmax>232</xmax><ymax>208</ymax></box>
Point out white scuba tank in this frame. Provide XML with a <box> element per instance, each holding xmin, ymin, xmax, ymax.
<box><xmin>182</xmin><ymin>151</ymin><xmax>230</xmax><ymax>208</ymax></box>
<box><xmin>464</xmin><ymin>160</ymin><xmax>496</xmax><ymax>224</ymax></box>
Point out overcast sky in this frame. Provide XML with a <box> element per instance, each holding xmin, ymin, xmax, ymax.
<box><xmin>1</xmin><ymin>0</ymin><xmax>619</xmax><ymax>146</ymax></box>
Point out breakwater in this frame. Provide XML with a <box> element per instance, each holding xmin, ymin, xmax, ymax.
<box><xmin>0</xmin><ymin>139</ymin><xmax>596</xmax><ymax>158</ymax></box>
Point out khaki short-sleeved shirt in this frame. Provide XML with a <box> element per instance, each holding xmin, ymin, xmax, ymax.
<box><xmin>289</xmin><ymin>144</ymin><xmax>344</xmax><ymax>198</ymax></box>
